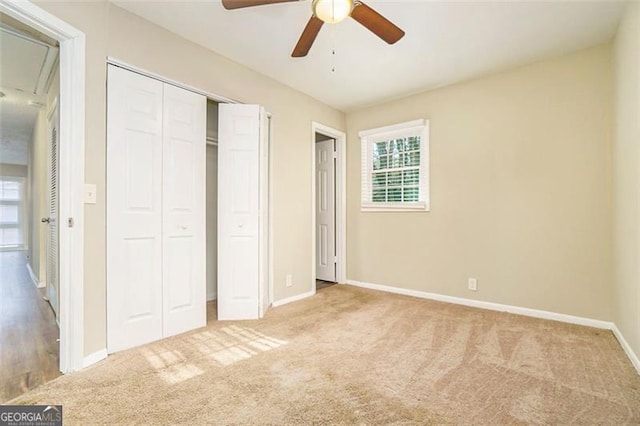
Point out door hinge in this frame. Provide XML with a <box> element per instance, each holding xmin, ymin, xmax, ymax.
<box><xmin>68</xmin><ymin>217</ymin><xmax>74</xmax><ymax>228</ymax></box>
<box><xmin>332</xmin><ymin>151</ymin><xmax>337</xmax><ymax>159</ymax></box>
<box><xmin>334</xmin><ymin>256</ymin><xmax>338</xmax><ymax>263</ymax></box>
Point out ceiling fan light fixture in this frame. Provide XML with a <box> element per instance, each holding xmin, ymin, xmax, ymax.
<box><xmin>313</xmin><ymin>0</ymin><xmax>353</xmax><ymax>24</ymax></box>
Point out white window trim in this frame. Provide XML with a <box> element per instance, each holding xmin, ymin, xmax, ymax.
<box><xmin>360</xmin><ymin>119</ymin><xmax>430</xmax><ymax>212</ymax></box>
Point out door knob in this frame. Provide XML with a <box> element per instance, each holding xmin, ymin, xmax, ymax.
<box><xmin>41</xmin><ymin>217</ymin><xmax>51</xmax><ymax>223</ymax></box>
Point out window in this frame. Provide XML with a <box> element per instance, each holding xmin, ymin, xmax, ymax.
<box><xmin>360</xmin><ymin>119</ymin><xmax>430</xmax><ymax>211</ymax></box>
<box><xmin>0</xmin><ymin>177</ymin><xmax>25</xmax><ymax>249</ymax></box>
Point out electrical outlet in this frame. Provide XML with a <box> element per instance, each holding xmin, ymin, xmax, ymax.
<box><xmin>468</xmin><ymin>278</ymin><xmax>478</xmax><ymax>291</ymax></box>
<box><xmin>285</xmin><ymin>274</ymin><xmax>293</xmax><ymax>287</ymax></box>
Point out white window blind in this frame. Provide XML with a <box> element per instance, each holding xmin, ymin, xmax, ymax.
<box><xmin>0</xmin><ymin>177</ymin><xmax>25</xmax><ymax>249</ymax></box>
<box><xmin>360</xmin><ymin>119</ymin><xmax>430</xmax><ymax>211</ymax></box>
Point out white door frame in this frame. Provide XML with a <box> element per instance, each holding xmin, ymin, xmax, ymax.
<box><xmin>311</xmin><ymin>122</ymin><xmax>346</xmax><ymax>290</ymax></box>
<box><xmin>0</xmin><ymin>0</ymin><xmax>86</xmax><ymax>373</ymax></box>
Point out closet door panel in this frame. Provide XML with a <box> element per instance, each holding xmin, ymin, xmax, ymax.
<box><xmin>162</xmin><ymin>83</ymin><xmax>207</xmax><ymax>338</ymax></box>
<box><xmin>107</xmin><ymin>65</ymin><xmax>164</xmax><ymax>353</ymax></box>
<box><xmin>218</xmin><ymin>104</ymin><xmax>261</xmax><ymax>320</ymax></box>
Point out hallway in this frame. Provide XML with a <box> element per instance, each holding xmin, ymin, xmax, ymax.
<box><xmin>0</xmin><ymin>251</ymin><xmax>60</xmax><ymax>402</ymax></box>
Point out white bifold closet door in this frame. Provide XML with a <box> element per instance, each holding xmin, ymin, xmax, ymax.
<box><xmin>107</xmin><ymin>65</ymin><xmax>206</xmax><ymax>353</ymax></box>
<box><xmin>217</xmin><ymin>104</ymin><xmax>269</xmax><ymax>320</ymax></box>
<box><xmin>162</xmin><ymin>83</ymin><xmax>206</xmax><ymax>338</ymax></box>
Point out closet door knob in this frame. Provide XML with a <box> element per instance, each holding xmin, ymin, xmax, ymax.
<box><xmin>180</xmin><ymin>225</ymin><xmax>188</xmax><ymax>230</ymax></box>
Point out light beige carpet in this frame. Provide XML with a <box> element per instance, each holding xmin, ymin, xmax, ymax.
<box><xmin>9</xmin><ymin>285</ymin><xmax>640</xmax><ymax>424</ymax></box>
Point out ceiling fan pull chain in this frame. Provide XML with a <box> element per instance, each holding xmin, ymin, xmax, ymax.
<box><xmin>330</xmin><ymin>24</ymin><xmax>337</xmax><ymax>73</ymax></box>
<box><xmin>332</xmin><ymin>49</ymin><xmax>336</xmax><ymax>73</ymax></box>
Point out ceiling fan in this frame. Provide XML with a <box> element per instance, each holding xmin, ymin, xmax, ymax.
<box><xmin>221</xmin><ymin>0</ymin><xmax>405</xmax><ymax>57</ymax></box>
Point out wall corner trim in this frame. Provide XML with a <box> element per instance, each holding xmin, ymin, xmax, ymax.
<box><xmin>611</xmin><ymin>325</ymin><xmax>640</xmax><ymax>374</ymax></box>
<box><xmin>272</xmin><ymin>290</ymin><xmax>316</xmax><ymax>308</ymax></box>
<box><xmin>83</xmin><ymin>349</ymin><xmax>108</xmax><ymax>369</ymax></box>
<box><xmin>26</xmin><ymin>263</ymin><xmax>45</xmax><ymax>288</ymax></box>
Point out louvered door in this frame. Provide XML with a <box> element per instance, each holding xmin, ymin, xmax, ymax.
<box><xmin>46</xmin><ymin>106</ymin><xmax>60</xmax><ymax>319</ymax></box>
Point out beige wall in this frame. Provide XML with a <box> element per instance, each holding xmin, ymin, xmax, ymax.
<box><xmin>34</xmin><ymin>1</ymin><xmax>345</xmax><ymax>356</ymax></box>
<box><xmin>612</xmin><ymin>2</ymin><xmax>640</xmax><ymax>358</ymax></box>
<box><xmin>346</xmin><ymin>45</ymin><xmax>613</xmax><ymax>321</ymax></box>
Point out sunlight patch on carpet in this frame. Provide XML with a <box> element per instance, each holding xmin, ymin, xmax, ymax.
<box><xmin>189</xmin><ymin>325</ymin><xmax>288</xmax><ymax>366</ymax></box>
<box><xmin>141</xmin><ymin>348</ymin><xmax>204</xmax><ymax>385</ymax></box>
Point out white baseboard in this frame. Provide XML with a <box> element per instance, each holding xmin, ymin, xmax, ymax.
<box><xmin>345</xmin><ymin>279</ymin><xmax>613</xmax><ymax>330</ymax></box>
<box><xmin>83</xmin><ymin>348</ymin><xmax>107</xmax><ymax>368</ymax></box>
<box><xmin>611</xmin><ymin>325</ymin><xmax>640</xmax><ymax>374</ymax></box>
<box><xmin>272</xmin><ymin>290</ymin><xmax>316</xmax><ymax>307</ymax></box>
<box><xmin>345</xmin><ymin>279</ymin><xmax>640</xmax><ymax>375</ymax></box>
<box><xmin>207</xmin><ymin>293</ymin><xmax>217</xmax><ymax>302</ymax></box>
<box><xmin>26</xmin><ymin>262</ymin><xmax>44</xmax><ymax>288</ymax></box>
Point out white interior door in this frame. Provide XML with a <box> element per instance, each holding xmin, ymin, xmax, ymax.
<box><xmin>218</xmin><ymin>103</ymin><xmax>263</xmax><ymax>320</ymax></box>
<box><xmin>45</xmin><ymin>105</ymin><xmax>60</xmax><ymax>318</ymax></box>
<box><xmin>316</xmin><ymin>139</ymin><xmax>336</xmax><ymax>282</ymax></box>
<box><xmin>107</xmin><ymin>65</ymin><xmax>163</xmax><ymax>352</ymax></box>
<box><xmin>162</xmin><ymin>83</ymin><xmax>206</xmax><ymax>337</ymax></box>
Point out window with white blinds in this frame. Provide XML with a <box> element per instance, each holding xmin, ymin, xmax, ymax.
<box><xmin>0</xmin><ymin>177</ymin><xmax>25</xmax><ymax>249</ymax></box>
<box><xmin>360</xmin><ymin>119</ymin><xmax>430</xmax><ymax>211</ymax></box>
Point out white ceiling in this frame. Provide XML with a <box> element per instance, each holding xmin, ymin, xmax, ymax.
<box><xmin>0</xmin><ymin>21</ymin><xmax>58</xmax><ymax>166</ymax></box>
<box><xmin>114</xmin><ymin>0</ymin><xmax>626</xmax><ymax>111</ymax></box>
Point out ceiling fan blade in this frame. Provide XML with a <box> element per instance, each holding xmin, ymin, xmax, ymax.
<box><xmin>291</xmin><ymin>16</ymin><xmax>324</xmax><ymax>57</ymax></box>
<box><xmin>350</xmin><ymin>1</ymin><xmax>405</xmax><ymax>44</ymax></box>
<box><xmin>221</xmin><ymin>0</ymin><xmax>297</xmax><ymax>10</ymax></box>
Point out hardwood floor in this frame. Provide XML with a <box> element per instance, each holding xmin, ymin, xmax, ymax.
<box><xmin>0</xmin><ymin>251</ymin><xmax>60</xmax><ymax>403</ymax></box>
<box><xmin>316</xmin><ymin>280</ymin><xmax>335</xmax><ymax>291</ymax></box>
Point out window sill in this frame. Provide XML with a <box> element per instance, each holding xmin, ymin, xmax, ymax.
<box><xmin>361</xmin><ymin>202</ymin><xmax>430</xmax><ymax>212</ymax></box>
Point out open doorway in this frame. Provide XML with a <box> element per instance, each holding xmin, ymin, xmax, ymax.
<box><xmin>312</xmin><ymin>123</ymin><xmax>346</xmax><ymax>294</ymax></box>
<box><xmin>0</xmin><ymin>12</ymin><xmax>61</xmax><ymax>401</ymax></box>
<box><xmin>315</xmin><ymin>133</ymin><xmax>336</xmax><ymax>290</ymax></box>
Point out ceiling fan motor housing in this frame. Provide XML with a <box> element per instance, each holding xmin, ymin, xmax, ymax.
<box><xmin>312</xmin><ymin>0</ymin><xmax>354</xmax><ymax>24</ymax></box>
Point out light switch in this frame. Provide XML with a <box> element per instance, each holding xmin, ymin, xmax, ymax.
<box><xmin>84</xmin><ymin>184</ymin><xmax>97</xmax><ymax>204</ymax></box>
